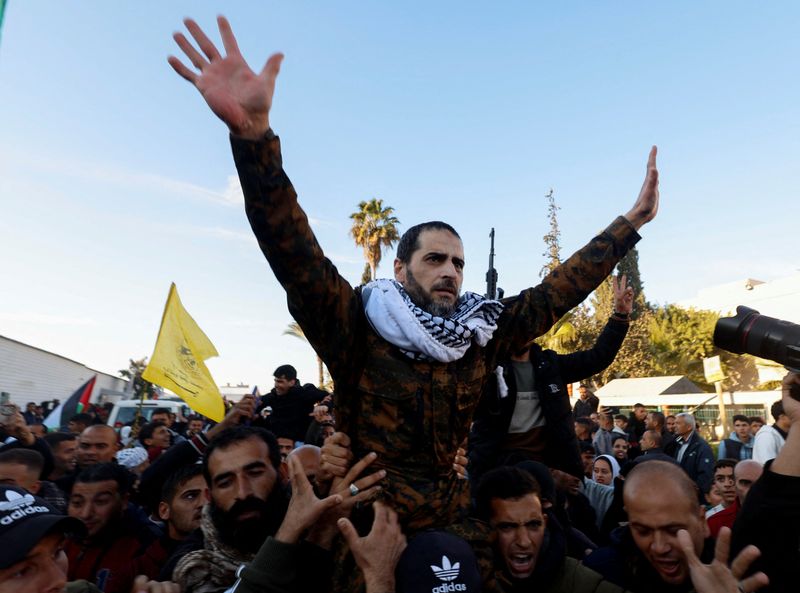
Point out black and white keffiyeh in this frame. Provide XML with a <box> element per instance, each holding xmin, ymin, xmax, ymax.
<box><xmin>362</xmin><ymin>279</ymin><xmax>504</xmax><ymax>362</ymax></box>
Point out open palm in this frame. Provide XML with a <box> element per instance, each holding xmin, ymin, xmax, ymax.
<box><xmin>168</xmin><ymin>16</ymin><xmax>283</xmax><ymax>139</ymax></box>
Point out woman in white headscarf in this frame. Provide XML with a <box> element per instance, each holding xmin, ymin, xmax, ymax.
<box><xmin>581</xmin><ymin>454</ymin><xmax>621</xmax><ymax>529</ymax></box>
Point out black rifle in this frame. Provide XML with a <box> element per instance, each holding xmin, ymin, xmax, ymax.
<box><xmin>485</xmin><ymin>228</ymin><xmax>503</xmax><ymax>300</ymax></box>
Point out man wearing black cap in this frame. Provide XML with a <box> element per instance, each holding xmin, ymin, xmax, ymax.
<box><xmin>0</xmin><ymin>485</ymin><xmax>88</xmax><ymax>593</ymax></box>
<box><xmin>255</xmin><ymin>364</ymin><xmax>327</xmax><ymax>443</ymax></box>
<box><xmin>0</xmin><ymin>485</ymin><xmax>179</xmax><ymax>593</ymax></box>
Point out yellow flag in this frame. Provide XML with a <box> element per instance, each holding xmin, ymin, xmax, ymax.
<box><xmin>142</xmin><ymin>283</ymin><xmax>225</xmax><ymax>422</ymax></box>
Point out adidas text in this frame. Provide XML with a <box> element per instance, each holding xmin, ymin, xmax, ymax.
<box><xmin>432</xmin><ymin>584</ymin><xmax>467</xmax><ymax>593</ymax></box>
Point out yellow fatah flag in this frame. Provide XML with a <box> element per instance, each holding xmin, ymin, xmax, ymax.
<box><xmin>142</xmin><ymin>283</ymin><xmax>225</xmax><ymax>422</ymax></box>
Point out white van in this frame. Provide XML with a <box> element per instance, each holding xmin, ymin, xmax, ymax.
<box><xmin>107</xmin><ymin>398</ymin><xmax>192</xmax><ymax>429</ymax></box>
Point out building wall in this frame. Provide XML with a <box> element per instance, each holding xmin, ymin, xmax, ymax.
<box><xmin>0</xmin><ymin>335</ymin><xmax>126</xmax><ymax>407</ymax></box>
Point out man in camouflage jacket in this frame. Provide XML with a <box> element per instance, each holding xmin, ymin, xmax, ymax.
<box><xmin>168</xmin><ymin>16</ymin><xmax>660</xmax><ymax>533</ymax></box>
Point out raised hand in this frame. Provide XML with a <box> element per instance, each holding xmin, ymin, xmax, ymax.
<box><xmin>612</xmin><ymin>274</ymin><xmax>634</xmax><ymax>315</ymax></box>
<box><xmin>207</xmin><ymin>394</ymin><xmax>256</xmax><ymax>439</ymax></box>
<box><xmin>677</xmin><ymin>527</ymin><xmax>768</xmax><ymax>593</ymax></box>
<box><xmin>338</xmin><ymin>502</ymin><xmax>407</xmax><ymax>593</ymax></box>
<box><xmin>275</xmin><ymin>455</ymin><xmax>344</xmax><ymax>544</ymax></box>
<box><xmin>168</xmin><ymin>16</ymin><xmax>283</xmax><ymax>139</ymax></box>
<box><xmin>624</xmin><ymin>146</ymin><xmax>660</xmax><ymax>230</ymax></box>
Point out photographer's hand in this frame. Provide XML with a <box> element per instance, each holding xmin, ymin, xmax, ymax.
<box><xmin>770</xmin><ymin>372</ymin><xmax>800</xmax><ymax>477</ymax></box>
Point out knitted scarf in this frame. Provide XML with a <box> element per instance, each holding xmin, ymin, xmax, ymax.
<box><xmin>362</xmin><ymin>279</ymin><xmax>504</xmax><ymax>362</ymax></box>
<box><xmin>172</xmin><ymin>505</ymin><xmax>254</xmax><ymax>593</ymax></box>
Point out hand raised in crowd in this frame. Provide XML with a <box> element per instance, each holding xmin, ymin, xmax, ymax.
<box><xmin>169</xmin><ymin>16</ymin><xmax>283</xmax><ymax>139</ymax></box>
<box><xmin>624</xmin><ymin>146</ymin><xmax>660</xmax><ymax>230</ymax></box>
<box><xmin>0</xmin><ymin>409</ymin><xmax>35</xmax><ymax>446</ymax></box>
<box><xmin>275</xmin><ymin>454</ymin><xmax>344</xmax><ymax>545</ymax></box>
<box><xmin>130</xmin><ymin>575</ymin><xmax>180</xmax><ymax>593</ymax></box>
<box><xmin>308</xmin><ymin>450</ymin><xmax>385</xmax><ymax>549</ymax></box>
<box><xmin>678</xmin><ymin>527</ymin><xmax>768</xmax><ymax>593</ymax></box>
<box><xmin>612</xmin><ymin>274</ymin><xmax>634</xmax><ymax>315</ymax></box>
<box><xmin>321</xmin><ymin>431</ymin><xmax>355</xmax><ymax>478</ymax></box>
<box><xmin>338</xmin><ymin>502</ymin><xmax>407</xmax><ymax>593</ymax></box>
<box><xmin>207</xmin><ymin>394</ymin><xmax>257</xmax><ymax>439</ymax></box>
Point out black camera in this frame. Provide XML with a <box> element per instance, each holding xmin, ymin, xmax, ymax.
<box><xmin>713</xmin><ymin>306</ymin><xmax>800</xmax><ymax>399</ymax></box>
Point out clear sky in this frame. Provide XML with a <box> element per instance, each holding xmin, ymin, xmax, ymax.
<box><xmin>1</xmin><ymin>2</ymin><xmax>797</xmax><ymax>392</ymax></box>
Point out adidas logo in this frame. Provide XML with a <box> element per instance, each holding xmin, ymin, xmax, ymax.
<box><xmin>431</xmin><ymin>555</ymin><xmax>459</xmax><ymax>582</ymax></box>
<box><xmin>0</xmin><ymin>491</ymin><xmax>49</xmax><ymax>526</ymax></box>
<box><xmin>0</xmin><ymin>490</ymin><xmax>35</xmax><ymax>511</ymax></box>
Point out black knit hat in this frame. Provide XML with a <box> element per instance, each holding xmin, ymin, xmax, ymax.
<box><xmin>0</xmin><ymin>485</ymin><xmax>84</xmax><ymax>569</ymax></box>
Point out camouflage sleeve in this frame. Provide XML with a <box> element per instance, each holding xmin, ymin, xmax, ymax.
<box><xmin>494</xmin><ymin>216</ymin><xmax>640</xmax><ymax>358</ymax></box>
<box><xmin>230</xmin><ymin>132</ymin><xmax>364</xmax><ymax>380</ymax></box>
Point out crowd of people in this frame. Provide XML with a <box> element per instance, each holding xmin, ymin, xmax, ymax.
<box><xmin>1</xmin><ymin>12</ymin><xmax>798</xmax><ymax>593</ymax></box>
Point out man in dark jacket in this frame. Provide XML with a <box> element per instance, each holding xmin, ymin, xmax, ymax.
<box><xmin>666</xmin><ymin>413</ymin><xmax>715</xmax><ymax>496</ymax></box>
<box><xmin>573</xmin><ymin>385</ymin><xmax>601</xmax><ymax>420</ymax></box>
<box><xmin>469</xmin><ymin>276</ymin><xmax>633</xmax><ymax>482</ymax></box>
<box><xmin>255</xmin><ymin>365</ymin><xmax>327</xmax><ymax>443</ymax></box>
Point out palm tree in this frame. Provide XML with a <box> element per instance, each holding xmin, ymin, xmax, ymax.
<box><xmin>349</xmin><ymin>198</ymin><xmax>400</xmax><ymax>282</ymax></box>
<box><xmin>283</xmin><ymin>321</ymin><xmax>327</xmax><ymax>389</ymax></box>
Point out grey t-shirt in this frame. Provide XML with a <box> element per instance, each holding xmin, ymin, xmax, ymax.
<box><xmin>507</xmin><ymin>360</ymin><xmax>545</xmax><ymax>434</ymax></box>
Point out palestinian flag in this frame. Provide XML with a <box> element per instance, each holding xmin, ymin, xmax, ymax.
<box><xmin>43</xmin><ymin>376</ymin><xmax>97</xmax><ymax>431</ymax></box>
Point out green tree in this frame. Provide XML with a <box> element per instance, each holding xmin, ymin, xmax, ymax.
<box><xmin>536</xmin><ymin>189</ymin><xmax>579</xmax><ymax>353</ymax></box>
<box><xmin>118</xmin><ymin>358</ymin><xmax>160</xmax><ymax>400</ymax></box>
<box><xmin>349</xmin><ymin>198</ymin><xmax>400</xmax><ymax>282</ymax></box>
<box><xmin>540</xmin><ymin>188</ymin><xmax>561</xmax><ymax>278</ymax></box>
<box><xmin>283</xmin><ymin>321</ymin><xmax>328</xmax><ymax>389</ymax></box>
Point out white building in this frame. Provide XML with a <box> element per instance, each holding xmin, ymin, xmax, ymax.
<box><xmin>678</xmin><ymin>272</ymin><xmax>800</xmax><ymax>383</ymax></box>
<box><xmin>0</xmin><ymin>335</ymin><xmax>127</xmax><ymax>407</ymax></box>
<box><xmin>677</xmin><ymin>272</ymin><xmax>800</xmax><ymax>324</ymax></box>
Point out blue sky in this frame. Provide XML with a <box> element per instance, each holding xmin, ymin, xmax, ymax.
<box><xmin>1</xmin><ymin>2</ymin><xmax>797</xmax><ymax>390</ymax></box>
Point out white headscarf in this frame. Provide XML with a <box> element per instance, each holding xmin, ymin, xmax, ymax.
<box><xmin>593</xmin><ymin>454</ymin><xmax>621</xmax><ymax>481</ymax></box>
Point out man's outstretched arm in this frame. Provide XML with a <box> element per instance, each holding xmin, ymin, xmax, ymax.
<box><xmin>169</xmin><ymin>17</ymin><xmax>363</xmax><ymax>378</ymax></box>
<box><xmin>496</xmin><ymin>147</ymin><xmax>659</xmax><ymax>357</ymax></box>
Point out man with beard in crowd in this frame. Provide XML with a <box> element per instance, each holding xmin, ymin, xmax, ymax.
<box><xmin>170</xmin><ymin>426</ymin><xmax>288</xmax><ymax>593</ymax></box>
<box><xmin>167</xmin><ymin>16</ymin><xmax>659</xmax><ymax>543</ymax></box>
